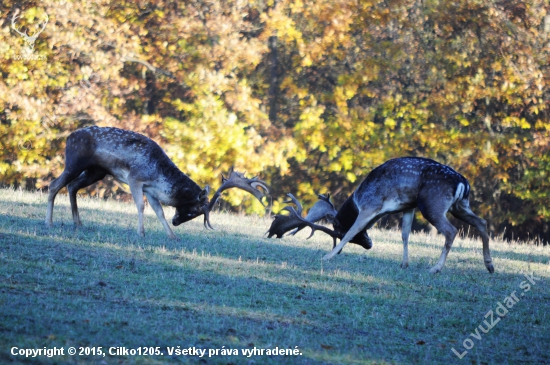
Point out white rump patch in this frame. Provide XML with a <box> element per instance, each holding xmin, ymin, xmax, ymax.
<box><xmin>454</xmin><ymin>183</ymin><xmax>465</xmax><ymax>203</ymax></box>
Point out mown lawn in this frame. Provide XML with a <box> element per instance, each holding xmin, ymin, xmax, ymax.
<box><xmin>0</xmin><ymin>187</ymin><xmax>548</xmax><ymax>364</ymax></box>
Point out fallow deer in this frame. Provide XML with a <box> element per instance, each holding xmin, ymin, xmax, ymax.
<box><xmin>267</xmin><ymin>157</ymin><xmax>494</xmax><ymax>274</ymax></box>
<box><xmin>46</xmin><ymin>126</ymin><xmax>269</xmax><ymax>238</ymax></box>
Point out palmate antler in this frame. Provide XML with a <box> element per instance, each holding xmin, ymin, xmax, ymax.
<box><xmin>265</xmin><ymin>193</ymin><xmax>304</xmax><ymax>238</ymax></box>
<box><xmin>267</xmin><ymin>193</ymin><xmax>341</xmax><ymax>248</ymax></box>
<box><xmin>201</xmin><ymin>168</ymin><xmax>269</xmax><ymax>229</ymax></box>
<box><xmin>289</xmin><ymin>194</ymin><xmax>336</xmax><ymax>236</ymax></box>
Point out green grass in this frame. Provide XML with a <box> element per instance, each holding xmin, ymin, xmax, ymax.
<box><xmin>0</xmin><ymin>187</ymin><xmax>549</xmax><ymax>364</ymax></box>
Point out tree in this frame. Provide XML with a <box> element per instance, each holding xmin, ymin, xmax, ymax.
<box><xmin>1</xmin><ymin>0</ymin><xmax>549</xmax><ymax>242</ymax></box>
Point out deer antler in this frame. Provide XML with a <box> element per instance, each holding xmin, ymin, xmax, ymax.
<box><xmin>284</xmin><ymin>193</ymin><xmax>303</xmax><ymax>216</ymax></box>
<box><xmin>266</xmin><ymin>193</ymin><xmax>305</xmax><ymax>238</ymax></box>
<box><xmin>271</xmin><ymin>205</ymin><xmax>340</xmax><ymax>240</ymax></box>
<box><xmin>289</xmin><ymin>193</ymin><xmax>336</xmax><ymax>236</ymax></box>
<box><xmin>267</xmin><ymin>193</ymin><xmax>340</xmax><ymax>246</ymax></box>
<box><xmin>201</xmin><ymin>167</ymin><xmax>269</xmax><ymax>229</ymax></box>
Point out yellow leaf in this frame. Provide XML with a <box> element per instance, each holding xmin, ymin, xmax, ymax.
<box><xmin>384</xmin><ymin>118</ymin><xmax>396</xmax><ymax>129</ymax></box>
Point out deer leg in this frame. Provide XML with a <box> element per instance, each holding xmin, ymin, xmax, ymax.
<box><xmin>400</xmin><ymin>209</ymin><xmax>415</xmax><ymax>269</ymax></box>
<box><xmin>451</xmin><ymin>199</ymin><xmax>494</xmax><ymax>273</ymax></box>
<box><xmin>417</xmin><ymin>200</ymin><xmax>457</xmax><ymax>274</ymax></box>
<box><xmin>128</xmin><ymin>180</ymin><xmax>146</xmax><ymax>237</ymax></box>
<box><xmin>144</xmin><ymin>192</ymin><xmax>177</xmax><ymax>240</ymax></box>
<box><xmin>67</xmin><ymin>168</ymin><xmax>107</xmax><ymax>226</ymax></box>
<box><xmin>323</xmin><ymin>207</ymin><xmax>380</xmax><ymax>260</ymax></box>
<box><xmin>46</xmin><ymin>169</ymin><xmax>84</xmax><ymax>226</ymax></box>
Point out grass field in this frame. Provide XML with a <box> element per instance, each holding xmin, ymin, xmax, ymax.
<box><xmin>0</xmin><ymin>187</ymin><xmax>549</xmax><ymax>364</ymax></box>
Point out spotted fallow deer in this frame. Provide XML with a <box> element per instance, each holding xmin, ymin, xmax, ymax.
<box><xmin>46</xmin><ymin>126</ymin><xmax>269</xmax><ymax>239</ymax></box>
<box><xmin>267</xmin><ymin>157</ymin><xmax>494</xmax><ymax>274</ymax></box>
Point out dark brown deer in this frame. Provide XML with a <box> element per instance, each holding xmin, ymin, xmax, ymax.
<box><xmin>267</xmin><ymin>157</ymin><xmax>493</xmax><ymax>274</ymax></box>
<box><xmin>46</xmin><ymin>126</ymin><xmax>268</xmax><ymax>238</ymax></box>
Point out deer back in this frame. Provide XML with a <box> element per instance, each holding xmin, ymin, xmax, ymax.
<box><xmin>352</xmin><ymin>157</ymin><xmax>470</xmax><ymax>211</ymax></box>
<box><xmin>66</xmin><ymin>126</ymin><xmax>202</xmax><ymax>205</ymax></box>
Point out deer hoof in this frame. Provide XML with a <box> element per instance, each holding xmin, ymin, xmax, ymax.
<box><xmin>429</xmin><ymin>266</ymin><xmax>442</xmax><ymax>274</ymax></box>
<box><xmin>400</xmin><ymin>262</ymin><xmax>409</xmax><ymax>269</ymax></box>
<box><xmin>486</xmin><ymin>263</ymin><xmax>495</xmax><ymax>274</ymax></box>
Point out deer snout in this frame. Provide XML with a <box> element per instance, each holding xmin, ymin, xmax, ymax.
<box><xmin>350</xmin><ymin>231</ymin><xmax>373</xmax><ymax>250</ymax></box>
<box><xmin>172</xmin><ymin>214</ymin><xmax>181</xmax><ymax>226</ymax></box>
<box><xmin>172</xmin><ymin>212</ymin><xmax>181</xmax><ymax>226</ymax></box>
<box><xmin>172</xmin><ymin>208</ymin><xmax>203</xmax><ymax>226</ymax></box>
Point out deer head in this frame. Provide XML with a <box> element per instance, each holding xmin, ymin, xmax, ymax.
<box><xmin>11</xmin><ymin>9</ymin><xmax>48</xmax><ymax>53</ymax></box>
<box><xmin>267</xmin><ymin>193</ymin><xmax>342</xmax><ymax>248</ymax></box>
<box><xmin>171</xmin><ymin>186</ymin><xmax>211</xmax><ymax>226</ymax></box>
<box><xmin>173</xmin><ymin>168</ymin><xmax>269</xmax><ymax>229</ymax></box>
<box><xmin>267</xmin><ymin>193</ymin><xmax>373</xmax><ymax>252</ymax></box>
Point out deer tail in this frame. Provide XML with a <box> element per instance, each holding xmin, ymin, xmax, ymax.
<box><xmin>454</xmin><ymin>181</ymin><xmax>470</xmax><ymax>203</ymax></box>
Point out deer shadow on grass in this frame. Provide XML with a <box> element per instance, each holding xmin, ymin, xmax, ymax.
<box><xmin>1</xmin><ymin>194</ymin><xmax>546</xmax><ymax>277</ymax></box>
<box><xmin>0</xmin><ymin>193</ymin><xmax>540</xmax><ymax>277</ymax></box>
<box><xmin>402</xmin><ymin>235</ymin><xmax>550</xmax><ymax>266</ymax></box>
<box><xmin>3</xmin><ymin>193</ymin><xmax>545</xmax><ymax>268</ymax></box>
<box><xmin>1</xmin><ymin>211</ymin><xmax>548</xmax><ymax>364</ymax></box>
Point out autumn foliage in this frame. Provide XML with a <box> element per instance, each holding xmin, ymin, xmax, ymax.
<box><xmin>0</xmin><ymin>0</ymin><xmax>549</xmax><ymax>242</ymax></box>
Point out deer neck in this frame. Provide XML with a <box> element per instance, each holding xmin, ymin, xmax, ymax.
<box><xmin>335</xmin><ymin>196</ymin><xmax>359</xmax><ymax>233</ymax></box>
<box><xmin>153</xmin><ymin>163</ymin><xmax>202</xmax><ymax>206</ymax></box>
